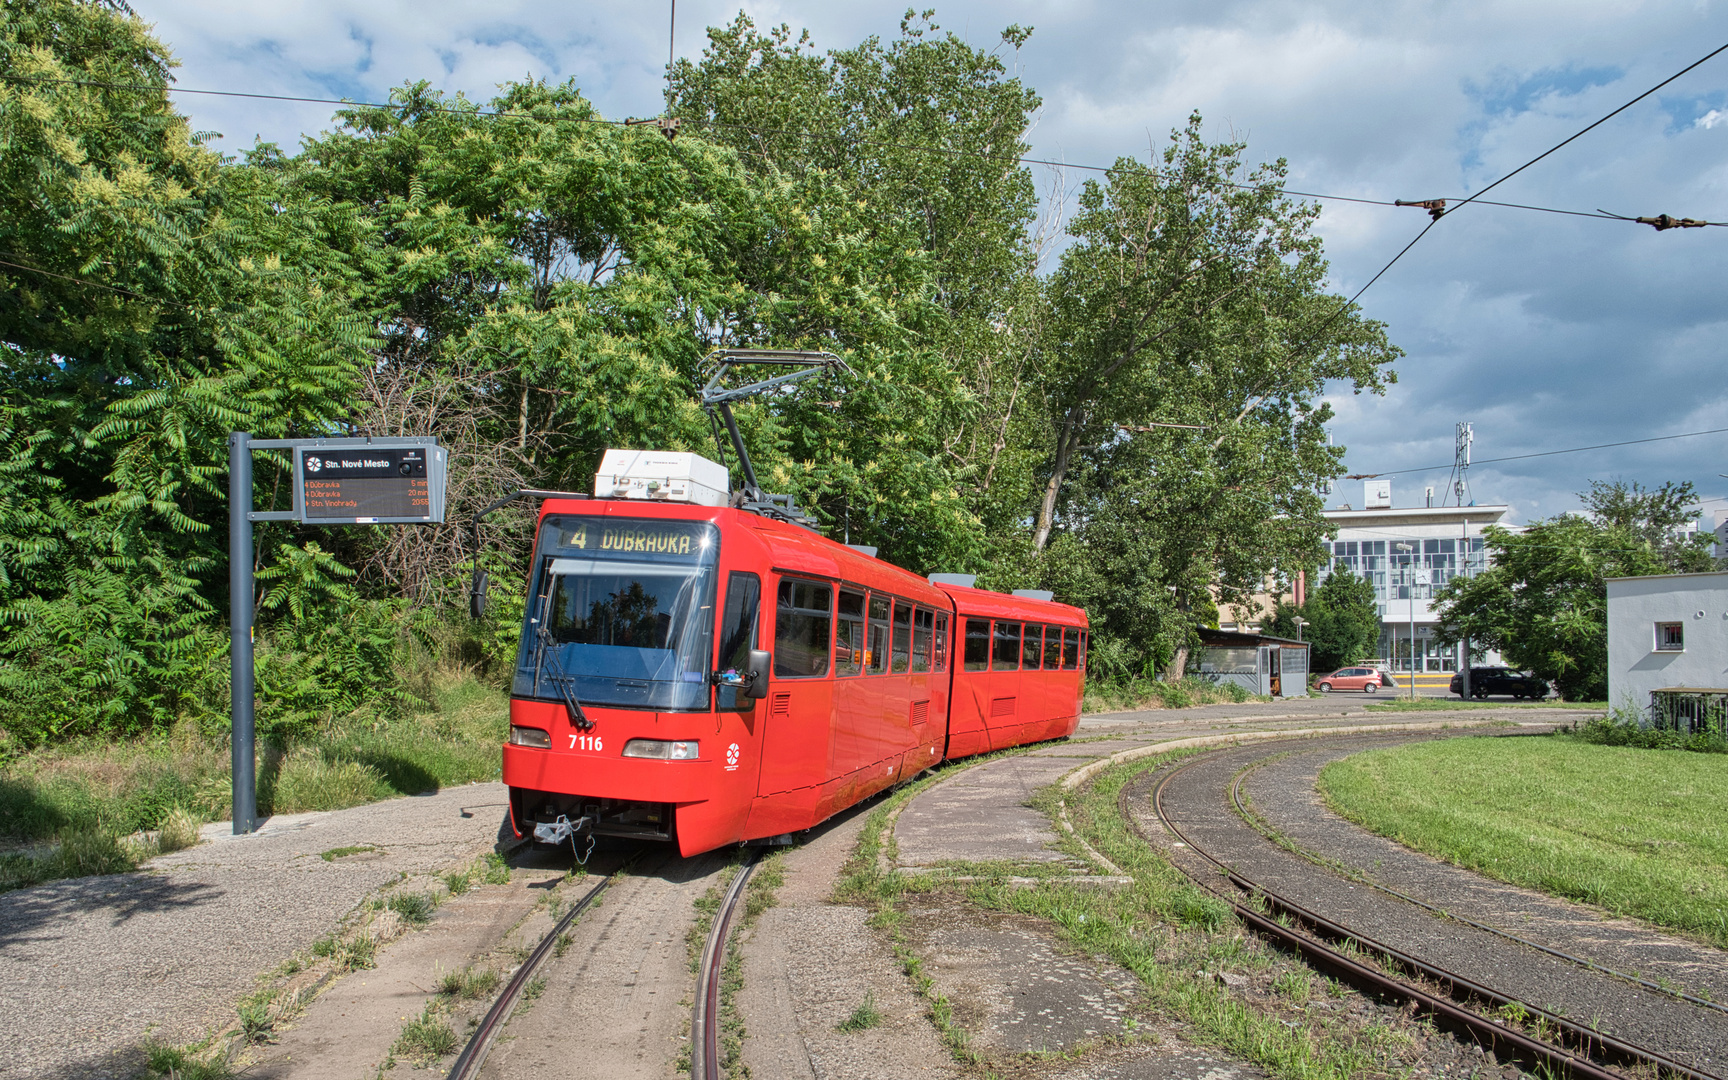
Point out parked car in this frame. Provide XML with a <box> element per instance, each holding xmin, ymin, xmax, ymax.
<box><xmin>1448</xmin><ymin>667</ymin><xmax>1550</xmax><ymax>700</ymax></box>
<box><xmin>1315</xmin><ymin>666</ymin><xmax>1397</xmax><ymax>693</ymax></box>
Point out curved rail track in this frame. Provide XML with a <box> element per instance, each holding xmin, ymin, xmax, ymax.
<box><xmin>1134</xmin><ymin>738</ymin><xmax>1724</xmax><ymax>1080</ymax></box>
<box><xmin>690</xmin><ymin>851</ymin><xmax>762</xmax><ymax>1080</ymax></box>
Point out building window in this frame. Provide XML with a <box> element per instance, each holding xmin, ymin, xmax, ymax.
<box><xmin>1655</xmin><ymin>622</ymin><xmax>1685</xmax><ymax>652</ymax></box>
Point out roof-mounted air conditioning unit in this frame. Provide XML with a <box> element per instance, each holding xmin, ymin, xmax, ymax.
<box><xmin>594</xmin><ymin>449</ymin><xmax>728</xmax><ymax>507</ymax></box>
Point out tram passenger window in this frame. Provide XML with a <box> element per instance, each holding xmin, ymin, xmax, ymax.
<box><xmin>993</xmin><ymin>621</ymin><xmax>1021</xmax><ymax>671</ymax></box>
<box><xmin>934</xmin><ymin>614</ymin><xmax>949</xmax><ymax>671</ymax></box>
<box><xmin>1022</xmin><ymin>623</ymin><xmax>1043</xmax><ymax>670</ymax></box>
<box><xmin>1062</xmin><ymin>627</ymin><xmax>1079</xmax><ymax>669</ymax></box>
<box><xmin>716</xmin><ymin>572</ymin><xmax>761</xmax><ymax>711</ymax></box>
<box><xmin>892</xmin><ymin>601</ymin><xmax>912</xmax><ymax>673</ymax></box>
<box><xmin>836</xmin><ymin>589</ymin><xmax>865</xmax><ymax>677</ymax></box>
<box><xmin>963</xmin><ymin>618</ymin><xmax>990</xmax><ymax>671</ymax></box>
<box><xmin>1043</xmin><ymin>625</ymin><xmax>1061</xmax><ymax>669</ymax></box>
<box><xmin>775</xmin><ymin>579</ymin><xmax>832</xmax><ymax>678</ymax></box>
<box><xmin>1079</xmin><ymin>629</ymin><xmax>1087</xmax><ymax>670</ymax></box>
<box><xmin>912</xmin><ymin>608</ymin><xmax>933</xmax><ymax>673</ymax></box>
<box><xmin>868</xmin><ymin>595</ymin><xmax>890</xmax><ymax>674</ymax></box>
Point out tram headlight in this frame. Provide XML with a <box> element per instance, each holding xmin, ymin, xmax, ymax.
<box><xmin>621</xmin><ymin>739</ymin><xmax>700</xmax><ymax>760</ymax></box>
<box><xmin>509</xmin><ymin>725</ymin><xmax>551</xmax><ymax>749</ymax></box>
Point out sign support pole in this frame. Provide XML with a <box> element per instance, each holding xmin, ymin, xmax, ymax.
<box><xmin>228</xmin><ymin>431</ymin><xmax>257</xmax><ymax>835</ymax></box>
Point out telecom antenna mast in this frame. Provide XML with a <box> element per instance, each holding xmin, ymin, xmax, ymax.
<box><xmin>1452</xmin><ymin>422</ymin><xmax>1474</xmax><ymax>506</ymax></box>
<box><xmin>699</xmin><ymin>348</ymin><xmax>851</xmax><ymax>528</ymax></box>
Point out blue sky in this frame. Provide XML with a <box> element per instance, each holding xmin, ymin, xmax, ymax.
<box><xmin>131</xmin><ymin>0</ymin><xmax>1728</xmax><ymax>525</ymax></box>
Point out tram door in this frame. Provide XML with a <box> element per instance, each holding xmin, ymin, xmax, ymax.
<box><xmin>758</xmin><ymin>577</ymin><xmax>835</xmax><ymax>796</ymax></box>
<box><xmin>1268</xmin><ymin>646</ymin><xmax>1282</xmax><ymax>697</ymax></box>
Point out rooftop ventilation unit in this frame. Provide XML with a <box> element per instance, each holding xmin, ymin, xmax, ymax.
<box><xmin>1011</xmin><ymin>589</ymin><xmax>1055</xmax><ymax>601</ymax></box>
<box><xmin>928</xmin><ymin>573</ymin><xmax>978</xmax><ymax>588</ymax></box>
<box><xmin>593</xmin><ymin>449</ymin><xmax>728</xmax><ymax>507</ymax></box>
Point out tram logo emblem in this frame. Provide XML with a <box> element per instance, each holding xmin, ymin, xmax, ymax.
<box><xmin>305</xmin><ymin>456</ymin><xmax>322</xmax><ymax>472</ymax></box>
<box><xmin>724</xmin><ymin>743</ymin><xmax>740</xmax><ymax>770</ymax></box>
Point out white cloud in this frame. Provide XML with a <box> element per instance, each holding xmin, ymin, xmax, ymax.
<box><xmin>125</xmin><ymin>0</ymin><xmax>1728</xmax><ymax>522</ymax></box>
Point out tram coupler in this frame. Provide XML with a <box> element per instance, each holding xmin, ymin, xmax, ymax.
<box><xmin>533</xmin><ymin>814</ymin><xmax>595</xmax><ymax>846</ymax></box>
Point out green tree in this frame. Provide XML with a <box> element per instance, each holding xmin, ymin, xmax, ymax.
<box><xmin>1025</xmin><ymin>118</ymin><xmax>1399</xmax><ymax>675</ymax></box>
<box><xmin>1266</xmin><ymin>567</ymin><xmax>1379</xmax><ymax>673</ymax></box>
<box><xmin>1433</xmin><ymin>479</ymin><xmax>1714</xmax><ymax>702</ymax></box>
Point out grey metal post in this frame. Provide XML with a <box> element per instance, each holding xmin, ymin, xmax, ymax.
<box><xmin>1460</xmin><ymin>519</ymin><xmax>1472</xmax><ymax>701</ymax></box>
<box><xmin>228</xmin><ymin>432</ymin><xmax>257</xmax><ymax>835</ymax></box>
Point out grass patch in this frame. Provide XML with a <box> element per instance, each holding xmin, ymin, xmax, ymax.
<box><xmin>143</xmin><ymin>1041</ymin><xmax>234</xmax><ymax>1080</ymax></box>
<box><xmin>1364</xmin><ymin>698</ymin><xmax>1607</xmax><ymax>712</ymax></box>
<box><xmin>387</xmin><ymin>889</ymin><xmax>437</xmax><ymax>924</ymax></box>
<box><xmin>1319</xmin><ymin>735</ymin><xmax>1728</xmax><ymax>945</ymax></box>
<box><xmin>319</xmin><ymin>844</ymin><xmax>378</xmax><ymax>862</ymax></box>
<box><xmin>1576</xmin><ymin>715</ymin><xmax>1728</xmax><ymax>754</ymax></box>
<box><xmin>836</xmin><ymin>990</ymin><xmax>884</xmax><ymax>1032</ymax></box>
<box><xmin>0</xmin><ymin>671</ymin><xmax>506</xmax><ymax>895</ymax></box>
<box><xmin>435</xmin><ymin>965</ymin><xmax>500</xmax><ymax>1000</ymax></box>
<box><xmin>392</xmin><ymin>1004</ymin><xmax>458</xmax><ymax>1061</ymax></box>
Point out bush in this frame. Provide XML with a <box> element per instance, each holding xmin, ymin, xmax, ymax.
<box><xmin>1574</xmin><ymin>716</ymin><xmax>1728</xmax><ymax>755</ymax></box>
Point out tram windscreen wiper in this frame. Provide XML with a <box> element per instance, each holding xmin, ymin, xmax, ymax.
<box><xmin>535</xmin><ymin>621</ymin><xmax>593</xmax><ymax>731</ymax></box>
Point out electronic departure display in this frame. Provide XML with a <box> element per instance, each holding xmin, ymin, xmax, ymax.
<box><xmin>292</xmin><ymin>440</ymin><xmax>447</xmax><ymax>524</ymax></box>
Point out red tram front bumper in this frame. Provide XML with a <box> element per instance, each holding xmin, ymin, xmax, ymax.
<box><xmin>502</xmin><ymin>697</ymin><xmax>755</xmax><ymax>857</ymax></box>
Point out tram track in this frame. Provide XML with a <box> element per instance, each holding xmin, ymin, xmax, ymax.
<box><xmin>446</xmin><ymin>852</ymin><xmax>638</xmax><ymax>1080</ymax></box>
<box><xmin>442</xmin><ymin>844</ymin><xmax>762</xmax><ymax>1080</ymax></box>
<box><xmin>1127</xmin><ymin>736</ymin><xmax>1728</xmax><ymax>1080</ymax></box>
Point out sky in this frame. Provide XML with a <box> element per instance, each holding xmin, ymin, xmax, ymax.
<box><xmin>127</xmin><ymin>0</ymin><xmax>1728</xmax><ymax>526</ymax></box>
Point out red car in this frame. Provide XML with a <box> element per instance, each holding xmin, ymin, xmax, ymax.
<box><xmin>1316</xmin><ymin>666</ymin><xmax>1396</xmax><ymax>693</ymax></box>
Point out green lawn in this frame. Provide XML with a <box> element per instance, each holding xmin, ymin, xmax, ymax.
<box><xmin>1318</xmin><ymin>735</ymin><xmax>1728</xmax><ymax>946</ymax></box>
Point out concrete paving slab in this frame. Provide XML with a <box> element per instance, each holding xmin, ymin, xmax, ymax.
<box><xmin>903</xmin><ymin>901</ymin><xmax>1139</xmax><ymax>1055</ymax></box>
<box><xmin>0</xmin><ymin>781</ymin><xmax>510</xmax><ymax>1080</ymax></box>
<box><xmin>894</xmin><ymin>754</ymin><xmax>1090</xmax><ymax>867</ymax></box>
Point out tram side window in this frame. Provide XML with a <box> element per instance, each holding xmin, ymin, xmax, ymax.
<box><xmin>993</xmin><ymin>621</ymin><xmax>1022</xmax><ymax>671</ymax></box>
<box><xmin>891</xmin><ymin>600</ymin><xmax>912</xmax><ymax>673</ymax></box>
<box><xmin>836</xmin><ymin>589</ymin><xmax>865</xmax><ymax>677</ymax></box>
<box><xmin>963</xmin><ymin>618</ymin><xmax>990</xmax><ymax>671</ymax></box>
<box><xmin>775</xmin><ymin>579</ymin><xmax>833</xmax><ymax>678</ymax></box>
<box><xmin>868</xmin><ymin>595</ymin><xmax>890</xmax><ymax>674</ymax></box>
<box><xmin>912</xmin><ymin>608</ymin><xmax>933</xmax><ymax>673</ymax></box>
<box><xmin>1079</xmin><ymin>629</ymin><xmax>1088</xmax><ymax>670</ymax></box>
<box><xmin>934</xmin><ymin>614</ymin><xmax>949</xmax><ymax>671</ymax></box>
<box><xmin>1022</xmin><ymin>623</ymin><xmax>1043</xmax><ymax>669</ymax></box>
<box><xmin>716</xmin><ymin>572</ymin><xmax>761</xmax><ymax>710</ymax></box>
<box><xmin>1043</xmin><ymin>625</ymin><xmax>1061</xmax><ymax>669</ymax></box>
<box><xmin>1062</xmin><ymin>627</ymin><xmax>1079</xmax><ymax>669</ymax></box>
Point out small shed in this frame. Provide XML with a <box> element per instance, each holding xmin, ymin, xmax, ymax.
<box><xmin>1606</xmin><ymin>571</ymin><xmax>1728</xmax><ymax>730</ymax></box>
<box><xmin>1193</xmin><ymin>628</ymin><xmax>1311</xmax><ymax>699</ymax></box>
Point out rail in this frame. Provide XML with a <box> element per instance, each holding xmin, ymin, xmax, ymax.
<box><xmin>445</xmin><ymin>862</ymin><xmax>625</xmax><ymax>1080</ymax></box>
<box><xmin>691</xmin><ymin>851</ymin><xmax>761</xmax><ymax>1080</ymax></box>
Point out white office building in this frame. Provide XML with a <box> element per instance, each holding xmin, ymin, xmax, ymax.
<box><xmin>1313</xmin><ymin>481</ymin><xmax>1513</xmax><ymax>675</ymax></box>
<box><xmin>1606</xmin><ymin>571</ymin><xmax>1728</xmax><ymax>725</ymax></box>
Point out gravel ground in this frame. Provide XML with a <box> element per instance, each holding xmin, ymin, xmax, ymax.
<box><xmin>0</xmin><ymin>782</ymin><xmax>509</xmax><ymax>1080</ymax></box>
<box><xmin>1152</xmin><ymin>736</ymin><xmax>1728</xmax><ymax>1076</ymax></box>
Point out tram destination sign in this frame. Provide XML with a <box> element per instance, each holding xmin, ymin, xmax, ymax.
<box><xmin>290</xmin><ymin>438</ymin><xmax>447</xmax><ymax>525</ymax></box>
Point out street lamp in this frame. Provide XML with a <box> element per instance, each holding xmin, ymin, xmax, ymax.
<box><xmin>1395</xmin><ymin>542</ymin><xmax>1416</xmax><ymax>700</ymax></box>
<box><xmin>1294</xmin><ymin>616</ymin><xmax>1308</xmax><ymax>642</ymax></box>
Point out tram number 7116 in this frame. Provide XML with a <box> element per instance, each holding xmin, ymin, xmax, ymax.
<box><xmin>570</xmin><ymin>734</ymin><xmax>604</xmax><ymax>752</ymax></box>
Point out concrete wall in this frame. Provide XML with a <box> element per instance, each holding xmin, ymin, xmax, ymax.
<box><xmin>1606</xmin><ymin>572</ymin><xmax>1728</xmax><ymax>713</ymax></box>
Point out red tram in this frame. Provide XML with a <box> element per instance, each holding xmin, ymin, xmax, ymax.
<box><xmin>497</xmin><ymin>468</ymin><xmax>1088</xmax><ymax>857</ymax></box>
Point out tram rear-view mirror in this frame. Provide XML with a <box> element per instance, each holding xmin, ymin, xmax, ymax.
<box><xmin>468</xmin><ymin>570</ymin><xmax>489</xmax><ymax>620</ymax></box>
<box><xmin>747</xmin><ymin>649</ymin><xmax>772</xmax><ymax>699</ymax></box>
